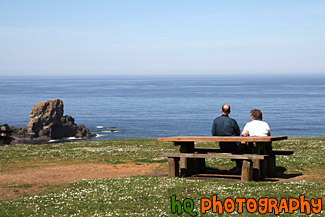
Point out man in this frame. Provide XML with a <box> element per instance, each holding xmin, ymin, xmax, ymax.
<box><xmin>241</xmin><ymin>109</ymin><xmax>272</xmax><ymax>151</ymax></box>
<box><xmin>212</xmin><ymin>104</ymin><xmax>241</xmax><ymax>168</ymax></box>
<box><xmin>212</xmin><ymin>104</ymin><xmax>240</xmax><ymax>139</ymax></box>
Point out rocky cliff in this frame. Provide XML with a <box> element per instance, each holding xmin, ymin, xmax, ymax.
<box><xmin>0</xmin><ymin>99</ymin><xmax>96</xmax><ymax>145</ymax></box>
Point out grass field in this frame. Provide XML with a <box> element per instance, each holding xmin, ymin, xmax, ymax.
<box><xmin>0</xmin><ymin>137</ymin><xmax>324</xmax><ymax>216</ymax></box>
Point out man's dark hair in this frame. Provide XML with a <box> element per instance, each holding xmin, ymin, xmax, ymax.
<box><xmin>250</xmin><ymin>109</ymin><xmax>263</xmax><ymax>120</ymax></box>
<box><xmin>222</xmin><ymin>104</ymin><xmax>231</xmax><ymax>114</ymax></box>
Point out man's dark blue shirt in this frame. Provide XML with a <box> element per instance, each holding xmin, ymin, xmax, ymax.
<box><xmin>211</xmin><ymin>114</ymin><xmax>240</xmax><ymax>136</ymax></box>
<box><xmin>212</xmin><ymin>114</ymin><xmax>241</xmax><ymax>166</ymax></box>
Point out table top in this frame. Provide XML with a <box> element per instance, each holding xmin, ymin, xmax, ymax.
<box><xmin>157</xmin><ymin>136</ymin><xmax>287</xmax><ymax>143</ymax></box>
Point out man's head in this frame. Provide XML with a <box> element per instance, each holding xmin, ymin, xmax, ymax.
<box><xmin>221</xmin><ymin>104</ymin><xmax>231</xmax><ymax>115</ymax></box>
<box><xmin>250</xmin><ymin>109</ymin><xmax>263</xmax><ymax>120</ymax></box>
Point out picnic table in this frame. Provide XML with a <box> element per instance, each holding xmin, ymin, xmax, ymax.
<box><xmin>157</xmin><ymin>136</ymin><xmax>291</xmax><ymax>181</ymax></box>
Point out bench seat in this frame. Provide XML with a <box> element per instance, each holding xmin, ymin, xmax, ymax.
<box><xmin>194</xmin><ymin>148</ymin><xmax>293</xmax><ymax>155</ymax></box>
<box><xmin>192</xmin><ymin>148</ymin><xmax>293</xmax><ymax>178</ymax></box>
<box><xmin>156</xmin><ymin>152</ymin><xmax>266</xmax><ymax>160</ymax></box>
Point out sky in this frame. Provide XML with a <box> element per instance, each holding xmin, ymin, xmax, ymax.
<box><xmin>1</xmin><ymin>1</ymin><xmax>325</xmax><ymax>77</ymax></box>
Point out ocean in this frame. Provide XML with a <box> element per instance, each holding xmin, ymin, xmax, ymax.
<box><xmin>1</xmin><ymin>75</ymin><xmax>324</xmax><ymax>141</ymax></box>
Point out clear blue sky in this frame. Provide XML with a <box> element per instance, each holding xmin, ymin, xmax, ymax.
<box><xmin>1</xmin><ymin>1</ymin><xmax>325</xmax><ymax>76</ymax></box>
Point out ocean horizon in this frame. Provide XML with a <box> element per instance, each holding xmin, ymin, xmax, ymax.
<box><xmin>1</xmin><ymin>74</ymin><xmax>324</xmax><ymax>141</ymax></box>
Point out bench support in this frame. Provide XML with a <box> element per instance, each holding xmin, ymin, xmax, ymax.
<box><xmin>267</xmin><ymin>150</ymin><xmax>293</xmax><ymax>177</ymax></box>
<box><xmin>168</xmin><ymin>157</ymin><xmax>179</xmax><ymax>177</ymax></box>
<box><xmin>241</xmin><ymin>160</ymin><xmax>253</xmax><ymax>181</ymax></box>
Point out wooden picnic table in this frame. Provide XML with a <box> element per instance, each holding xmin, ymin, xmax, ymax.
<box><xmin>157</xmin><ymin>136</ymin><xmax>289</xmax><ymax>181</ymax></box>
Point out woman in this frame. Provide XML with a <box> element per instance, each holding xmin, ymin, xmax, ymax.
<box><xmin>241</xmin><ymin>109</ymin><xmax>271</xmax><ymax>137</ymax></box>
<box><xmin>241</xmin><ymin>109</ymin><xmax>272</xmax><ymax>151</ymax></box>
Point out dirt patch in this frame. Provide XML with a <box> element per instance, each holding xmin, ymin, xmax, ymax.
<box><xmin>0</xmin><ymin>162</ymin><xmax>321</xmax><ymax>201</ymax></box>
<box><xmin>0</xmin><ymin>162</ymin><xmax>163</xmax><ymax>201</ymax></box>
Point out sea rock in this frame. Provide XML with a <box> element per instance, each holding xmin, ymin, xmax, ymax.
<box><xmin>0</xmin><ymin>99</ymin><xmax>95</xmax><ymax>145</ymax></box>
<box><xmin>25</xmin><ymin>99</ymin><xmax>64</xmax><ymax>138</ymax></box>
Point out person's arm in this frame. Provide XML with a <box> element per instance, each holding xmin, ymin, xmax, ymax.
<box><xmin>241</xmin><ymin>123</ymin><xmax>249</xmax><ymax>136</ymax></box>
<box><xmin>267</xmin><ymin>123</ymin><xmax>271</xmax><ymax>136</ymax></box>
<box><xmin>234</xmin><ymin>121</ymin><xmax>240</xmax><ymax>136</ymax></box>
<box><xmin>241</xmin><ymin>129</ymin><xmax>249</xmax><ymax>137</ymax></box>
<box><xmin>212</xmin><ymin>120</ymin><xmax>216</xmax><ymax>136</ymax></box>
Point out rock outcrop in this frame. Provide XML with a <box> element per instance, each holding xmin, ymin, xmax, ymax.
<box><xmin>0</xmin><ymin>99</ymin><xmax>95</xmax><ymax>145</ymax></box>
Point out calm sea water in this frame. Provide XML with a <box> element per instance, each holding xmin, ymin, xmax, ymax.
<box><xmin>0</xmin><ymin>75</ymin><xmax>324</xmax><ymax>141</ymax></box>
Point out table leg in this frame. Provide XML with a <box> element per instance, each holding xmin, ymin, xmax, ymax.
<box><xmin>251</xmin><ymin>142</ymin><xmax>268</xmax><ymax>180</ymax></box>
<box><xmin>252</xmin><ymin>159</ymin><xmax>260</xmax><ymax>181</ymax></box>
<box><xmin>267</xmin><ymin>154</ymin><xmax>276</xmax><ymax>177</ymax></box>
<box><xmin>178</xmin><ymin>142</ymin><xmax>195</xmax><ymax>176</ymax></box>
<box><xmin>195</xmin><ymin>149</ymin><xmax>206</xmax><ymax>173</ymax></box>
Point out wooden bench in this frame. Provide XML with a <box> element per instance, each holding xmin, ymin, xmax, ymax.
<box><xmin>156</xmin><ymin>152</ymin><xmax>267</xmax><ymax>182</ymax></box>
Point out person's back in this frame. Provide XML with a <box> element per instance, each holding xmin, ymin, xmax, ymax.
<box><xmin>241</xmin><ymin>109</ymin><xmax>270</xmax><ymax>137</ymax></box>
<box><xmin>242</xmin><ymin>120</ymin><xmax>270</xmax><ymax>137</ymax></box>
<box><xmin>241</xmin><ymin>109</ymin><xmax>272</xmax><ymax>151</ymax></box>
<box><xmin>211</xmin><ymin>104</ymin><xmax>241</xmax><ymax>170</ymax></box>
<box><xmin>212</xmin><ymin>115</ymin><xmax>240</xmax><ymax>136</ymax></box>
<box><xmin>211</xmin><ymin>104</ymin><xmax>240</xmax><ymax>151</ymax></box>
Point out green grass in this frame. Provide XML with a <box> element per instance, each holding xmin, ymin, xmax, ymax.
<box><xmin>0</xmin><ymin>137</ymin><xmax>324</xmax><ymax>216</ymax></box>
<box><xmin>0</xmin><ymin>177</ymin><xmax>324</xmax><ymax>216</ymax></box>
<box><xmin>1</xmin><ymin>137</ymin><xmax>324</xmax><ymax>173</ymax></box>
<box><xmin>0</xmin><ymin>139</ymin><xmax>177</xmax><ymax>172</ymax></box>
